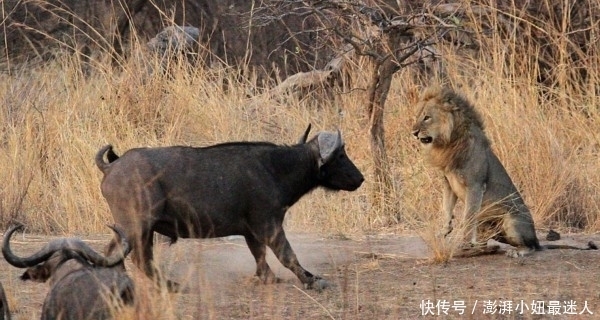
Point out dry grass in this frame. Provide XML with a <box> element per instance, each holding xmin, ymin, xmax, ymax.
<box><xmin>0</xmin><ymin>23</ymin><xmax>599</xmax><ymax>238</ymax></box>
<box><xmin>0</xmin><ymin>7</ymin><xmax>599</xmax><ymax>319</ymax></box>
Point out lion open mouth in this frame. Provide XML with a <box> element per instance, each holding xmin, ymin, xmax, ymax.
<box><xmin>419</xmin><ymin>137</ymin><xmax>433</xmax><ymax>144</ymax></box>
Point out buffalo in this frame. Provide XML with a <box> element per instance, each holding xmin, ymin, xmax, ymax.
<box><xmin>95</xmin><ymin>127</ymin><xmax>364</xmax><ymax>290</ymax></box>
<box><xmin>2</xmin><ymin>223</ymin><xmax>134</xmax><ymax>320</ymax></box>
<box><xmin>0</xmin><ymin>281</ymin><xmax>9</xmax><ymax>320</ymax></box>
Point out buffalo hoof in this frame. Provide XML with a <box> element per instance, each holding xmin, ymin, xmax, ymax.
<box><xmin>305</xmin><ymin>278</ymin><xmax>329</xmax><ymax>291</ymax></box>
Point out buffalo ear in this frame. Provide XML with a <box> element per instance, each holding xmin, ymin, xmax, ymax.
<box><xmin>316</xmin><ymin>131</ymin><xmax>342</xmax><ymax>166</ymax></box>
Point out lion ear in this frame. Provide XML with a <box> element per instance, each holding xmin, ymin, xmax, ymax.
<box><xmin>441</xmin><ymin>101</ymin><xmax>456</xmax><ymax>112</ymax></box>
<box><xmin>441</xmin><ymin>88</ymin><xmax>460</xmax><ymax>112</ymax></box>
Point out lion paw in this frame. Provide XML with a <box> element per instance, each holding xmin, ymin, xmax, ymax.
<box><xmin>505</xmin><ymin>249</ymin><xmax>521</xmax><ymax>258</ymax></box>
<box><xmin>437</xmin><ymin>226</ymin><xmax>453</xmax><ymax>238</ymax></box>
<box><xmin>505</xmin><ymin>248</ymin><xmax>534</xmax><ymax>258</ymax></box>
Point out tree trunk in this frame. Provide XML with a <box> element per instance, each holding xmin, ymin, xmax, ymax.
<box><xmin>366</xmin><ymin>56</ymin><xmax>399</xmax><ymax>211</ymax></box>
<box><xmin>112</xmin><ymin>0</ymin><xmax>149</xmax><ymax>65</ymax></box>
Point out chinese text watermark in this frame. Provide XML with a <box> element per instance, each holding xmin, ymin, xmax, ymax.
<box><xmin>420</xmin><ymin>299</ymin><xmax>593</xmax><ymax>316</ymax></box>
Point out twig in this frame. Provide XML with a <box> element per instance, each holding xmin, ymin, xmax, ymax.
<box><xmin>292</xmin><ymin>285</ymin><xmax>336</xmax><ymax>320</ymax></box>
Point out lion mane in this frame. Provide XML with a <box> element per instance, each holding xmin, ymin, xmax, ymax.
<box><xmin>412</xmin><ymin>86</ymin><xmax>489</xmax><ymax>170</ymax></box>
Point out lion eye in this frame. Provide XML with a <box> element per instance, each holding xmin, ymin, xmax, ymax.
<box><xmin>423</xmin><ymin>115</ymin><xmax>431</xmax><ymax>122</ymax></box>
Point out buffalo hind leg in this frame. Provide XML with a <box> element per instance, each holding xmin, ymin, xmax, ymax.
<box><xmin>268</xmin><ymin>229</ymin><xmax>328</xmax><ymax>290</ymax></box>
<box><xmin>131</xmin><ymin>229</ymin><xmax>181</xmax><ymax>292</ymax></box>
<box><xmin>244</xmin><ymin>234</ymin><xmax>278</xmax><ymax>284</ymax></box>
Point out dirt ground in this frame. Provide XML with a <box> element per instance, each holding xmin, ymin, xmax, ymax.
<box><xmin>1</xmin><ymin>231</ymin><xmax>599</xmax><ymax>319</ymax></box>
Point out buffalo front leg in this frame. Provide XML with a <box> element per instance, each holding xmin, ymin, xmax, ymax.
<box><xmin>267</xmin><ymin>229</ymin><xmax>328</xmax><ymax>290</ymax></box>
<box><xmin>244</xmin><ymin>234</ymin><xmax>277</xmax><ymax>284</ymax></box>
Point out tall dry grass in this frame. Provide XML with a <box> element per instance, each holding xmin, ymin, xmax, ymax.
<box><xmin>0</xmin><ymin>3</ymin><xmax>598</xmax><ymax>245</ymax></box>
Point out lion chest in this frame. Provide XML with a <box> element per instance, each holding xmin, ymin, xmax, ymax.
<box><xmin>444</xmin><ymin>171</ymin><xmax>487</xmax><ymax>202</ymax></box>
<box><xmin>445</xmin><ymin>173</ymin><xmax>468</xmax><ymax>200</ymax></box>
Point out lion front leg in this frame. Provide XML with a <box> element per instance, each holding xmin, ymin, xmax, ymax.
<box><xmin>441</xmin><ymin>179</ymin><xmax>457</xmax><ymax>237</ymax></box>
<box><xmin>464</xmin><ymin>185</ymin><xmax>485</xmax><ymax>246</ymax></box>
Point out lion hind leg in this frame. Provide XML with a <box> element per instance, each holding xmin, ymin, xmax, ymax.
<box><xmin>502</xmin><ymin>213</ymin><xmax>542</xmax><ymax>251</ymax></box>
<box><xmin>486</xmin><ymin>239</ymin><xmax>537</xmax><ymax>258</ymax></box>
<box><xmin>502</xmin><ymin>235</ymin><xmax>540</xmax><ymax>257</ymax></box>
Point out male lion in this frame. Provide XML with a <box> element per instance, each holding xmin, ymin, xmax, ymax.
<box><xmin>411</xmin><ymin>86</ymin><xmax>597</xmax><ymax>257</ymax></box>
<box><xmin>411</xmin><ymin>86</ymin><xmax>541</xmax><ymax>257</ymax></box>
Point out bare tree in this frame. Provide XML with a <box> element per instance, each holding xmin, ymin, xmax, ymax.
<box><xmin>253</xmin><ymin>0</ymin><xmax>456</xmax><ymax>211</ymax></box>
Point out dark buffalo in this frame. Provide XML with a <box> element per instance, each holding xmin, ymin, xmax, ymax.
<box><xmin>95</xmin><ymin>127</ymin><xmax>364</xmax><ymax>290</ymax></box>
<box><xmin>2</xmin><ymin>223</ymin><xmax>134</xmax><ymax>320</ymax></box>
<box><xmin>0</xmin><ymin>281</ymin><xmax>9</xmax><ymax>320</ymax></box>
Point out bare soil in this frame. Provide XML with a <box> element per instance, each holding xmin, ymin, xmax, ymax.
<box><xmin>1</xmin><ymin>231</ymin><xmax>599</xmax><ymax>319</ymax></box>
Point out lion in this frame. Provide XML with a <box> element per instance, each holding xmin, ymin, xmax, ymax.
<box><xmin>411</xmin><ymin>86</ymin><xmax>596</xmax><ymax>257</ymax></box>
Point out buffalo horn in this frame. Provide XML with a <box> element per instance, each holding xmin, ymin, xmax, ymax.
<box><xmin>298</xmin><ymin>123</ymin><xmax>312</xmax><ymax>144</ymax></box>
<box><xmin>2</xmin><ymin>223</ymin><xmax>130</xmax><ymax>268</ymax></box>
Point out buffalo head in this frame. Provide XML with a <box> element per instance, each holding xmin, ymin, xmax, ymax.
<box><xmin>311</xmin><ymin>130</ymin><xmax>364</xmax><ymax>191</ymax></box>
